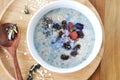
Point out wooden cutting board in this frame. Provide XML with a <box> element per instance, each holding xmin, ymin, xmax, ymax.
<box><xmin>0</xmin><ymin>0</ymin><xmax>105</xmax><ymax>80</ymax></box>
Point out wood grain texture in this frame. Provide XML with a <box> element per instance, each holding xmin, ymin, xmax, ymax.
<box><xmin>101</xmin><ymin>0</ymin><xmax>120</xmax><ymax>80</ymax></box>
<box><xmin>89</xmin><ymin>0</ymin><xmax>105</xmax><ymax>80</ymax></box>
<box><xmin>0</xmin><ymin>0</ymin><xmax>104</xmax><ymax>80</ymax></box>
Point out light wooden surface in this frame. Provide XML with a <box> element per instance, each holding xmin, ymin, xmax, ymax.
<box><xmin>0</xmin><ymin>0</ymin><xmax>106</xmax><ymax>80</ymax></box>
<box><xmin>101</xmin><ymin>0</ymin><xmax>120</xmax><ymax>80</ymax></box>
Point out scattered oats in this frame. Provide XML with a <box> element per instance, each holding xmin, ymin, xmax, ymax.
<box><xmin>4</xmin><ymin>49</ymin><xmax>7</xmax><ymax>53</ymax></box>
<box><xmin>30</xmin><ymin>7</ymin><xmax>36</xmax><ymax>11</ymax></box>
<box><xmin>48</xmin><ymin>73</ymin><xmax>52</xmax><ymax>76</ymax></box>
<box><xmin>44</xmin><ymin>69</ymin><xmax>48</xmax><ymax>73</ymax></box>
<box><xmin>31</xmin><ymin>15</ymin><xmax>33</xmax><ymax>17</ymax></box>
<box><xmin>20</xmin><ymin>16</ymin><xmax>23</xmax><ymax>20</ymax></box>
<box><xmin>6</xmin><ymin>55</ymin><xmax>9</xmax><ymax>58</ymax></box>
<box><xmin>24</xmin><ymin>52</ymin><xmax>27</xmax><ymax>55</ymax></box>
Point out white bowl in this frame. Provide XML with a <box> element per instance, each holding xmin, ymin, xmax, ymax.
<box><xmin>27</xmin><ymin>0</ymin><xmax>102</xmax><ymax>73</ymax></box>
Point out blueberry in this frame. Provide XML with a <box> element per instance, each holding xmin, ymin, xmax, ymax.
<box><xmin>75</xmin><ymin>23</ymin><xmax>84</xmax><ymax>30</ymax></box>
<box><xmin>77</xmin><ymin>31</ymin><xmax>84</xmax><ymax>38</ymax></box>
<box><xmin>63</xmin><ymin>41</ymin><xmax>71</xmax><ymax>50</ymax></box>
<box><xmin>61</xmin><ymin>54</ymin><xmax>69</xmax><ymax>60</ymax></box>
<box><xmin>53</xmin><ymin>23</ymin><xmax>61</xmax><ymax>30</ymax></box>
<box><xmin>70</xmin><ymin>50</ymin><xmax>78</xmax><ymax>57</ymax></box>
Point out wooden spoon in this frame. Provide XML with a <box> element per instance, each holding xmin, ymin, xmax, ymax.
<box><xmin>0</xmin><ymin>23</ymin><xmax>23</xmax><ymax>80</ymax></box>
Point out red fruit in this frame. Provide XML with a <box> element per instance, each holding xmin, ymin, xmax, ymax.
<box><xmin>69</xmin><ymin>31</ymin><xmax>78</xmax><ymax>40</ymax></box>
<box><xmin>68</xmin><ymin>22</ymin><xmax>73</xmax><ymax>32</ymax></box>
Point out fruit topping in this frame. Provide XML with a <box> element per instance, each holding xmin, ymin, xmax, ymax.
<box><xmin>62</xmin><ymin>20</ymin><xmax>67</xmax><ymax>25</ymax></box>
<box><xmin>77</xmin><ymin>31</ymin><xmax>84</xmax><ymax>38</ymax></box>
<box><xmin>61</xmin><ymin>54</ymin><xmax>69</xmax><ymax>60</ymax></box>
<box><xmin>58</xmin><ymin>31</ymin><xmax>63</xmax><ymax>38</ymax></box>
<box><xmin>53</xmin><ymin>23</ymin><xmax>61</xmax><ymax>30</ymax></box>
<box><xmin>63</xmin><ymin>41</ymin><xmax>71</xmax><ymax>50</ymax></box>
<box><xmin>69</xmin><ymin>31</ymin><xmax>78</xmax><ymax>40</ymax></box>
<box><xmin>62</xmin><ymin>20</ymin><xmax>67</xmax><ymax>30</ymax></box>
<box><xmin>70</xmin><ymin>50</ymin><xmax>78</xmax><ymax>57</ymax></box>
<box><xmin>73</xmin><ymin>44</ymin><xmax>81</xmax><ymax>50</ymax></box>
<box><xmin>68</xmin><ymin>22</ymin><xmax>73</xmax><ymax>32</ymax></box>
<box><xmin>75</xmin><ymin>23</ymin><xmax>84</xmax><ymax>31</ymax></box>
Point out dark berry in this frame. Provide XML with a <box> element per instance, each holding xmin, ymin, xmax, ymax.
<box><xmin>61</xmin><ymin>54</ymin><xmax>69</xmax><ymax>60</ymax></box>
<box><xmin>63</xmin><ymin>41</ymin><xmax>71</xmax><ymax>50</ymax></box>
<box><xmin>62</xmin><ymin>20</ymin><xmax>67</xmax><ymax>25</ymax></box>
<box><xmin>75</xmin><ymin>23</ymin><xmax>84</xmax><ymax>30</ymax></box>
<box><xmin>70</xmin><ymin>51</ymin><xmax>78</xmax><ymax>57</ymax></box>
<box><xmin>73</xmin><ymin>44</ymin><xmax>81</xmax><ymax>50</ymax></box>
<box><xmin>77</xmin><ymin>31</ymin><xmax>84</xmax><ymax>38</ymax></box>
<box><xmin>53</xmin><ymin>23</ymin><xmax>61</xmax><ymax>30</ymax></box>
<box><xmin>62</xmin><ymin>24</ymin><xmax>67</xmax><ymax>30</ymax></box>
<box><xmin>61</xmin><ymin>20</ymin><xmax>67</xmax><ymax>30</ymax></box>
<box><xmin>58</xmin><ymin>31</ymin><xmax>63</xmax><ymax>38</ymax></box>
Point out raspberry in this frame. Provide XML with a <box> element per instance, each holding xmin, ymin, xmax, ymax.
<box><xmin>69</xmin><ymin>31</ymin><xmax>78</xmax><ymax>40</ymax></box>
<box><xmin>68</xmin><ymin>22</ymin><xmax>73</xmax><ymax>32</ymax></box>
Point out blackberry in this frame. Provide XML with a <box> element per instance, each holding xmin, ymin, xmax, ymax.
<box><xmin>70</xmin><ymin>50</ymin><xmax>78</xmax><ymax>57</ymax></box>
<box><xmin>77</xmin><ymin>31</ymin><xmax>84</xmax><ymax>38</ymax></box>
<box><xmin>61</xmin><ymin>54</ymin><xmax>69</xmax><ymax>60</ymax></box>
<box><xmin>63</xmin><ymin>41</ymin><xmax>71</xmax><ymax>50</ymax></box>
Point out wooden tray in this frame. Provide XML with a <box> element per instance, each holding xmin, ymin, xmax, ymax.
<box><xmin>0</xmin><ymin>0</ymin><xmax>104</xmax><ymax>80</ymax></box>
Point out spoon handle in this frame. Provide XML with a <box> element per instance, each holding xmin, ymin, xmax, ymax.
<box><xmin>8</xmin><ymin>48</ymin><xmax>23</xmax><ymax>80</ymax></box>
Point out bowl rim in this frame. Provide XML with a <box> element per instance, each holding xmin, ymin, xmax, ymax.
<box><xmin>27</xmin><ymin>0</ymin><xmax>103</xmax><ymax>73</ymax></box>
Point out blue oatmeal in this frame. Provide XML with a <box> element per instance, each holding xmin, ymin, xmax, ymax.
<box><xmin>34</xmin><ymin>8</ymin><xmax>95</xmax><ymax>68</ymax></box>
